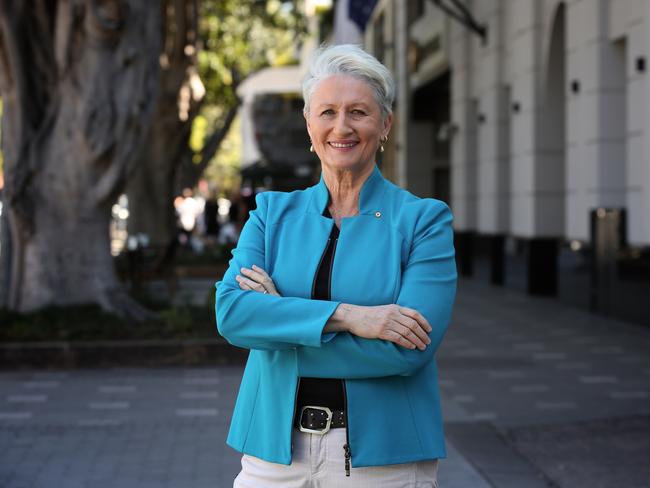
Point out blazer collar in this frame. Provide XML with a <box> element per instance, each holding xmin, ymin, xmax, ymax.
<box><xmin>309</xmin><ymin>164</ymin><xmax>387</xmax><ymax>216</ymax></box>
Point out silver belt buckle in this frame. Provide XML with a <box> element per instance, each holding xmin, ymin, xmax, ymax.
<box><xmin>299</xmin><ymin>405</ymin><xmax>332</xmax><ymax>435</ymax></box>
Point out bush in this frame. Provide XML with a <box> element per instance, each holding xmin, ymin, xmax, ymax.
<box><xmin>0</xmin><ymin>300</ymin><xmax>217</xmax><ymax>343</ymax></box>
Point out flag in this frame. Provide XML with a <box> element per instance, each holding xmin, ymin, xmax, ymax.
<box><xmin>348</xmin><ymin>0</ymin><xmax>379</xmax><ymax>31</ymax></box>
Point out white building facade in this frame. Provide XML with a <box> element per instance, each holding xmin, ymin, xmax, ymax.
<box><xmin>364</xmin><ymin>0</ymin><xmax>650</xmax><ymax>325</ymax></box>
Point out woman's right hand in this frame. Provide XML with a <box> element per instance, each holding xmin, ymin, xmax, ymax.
<box><xmin>329</xmin><ymin>304</ymin><xmax>432</xmax><ymax>350</ymax></box>
<box><xmin>236</xmin><ymin>264</ymin><xmax>281</xmax><ymax>297</ymax></box>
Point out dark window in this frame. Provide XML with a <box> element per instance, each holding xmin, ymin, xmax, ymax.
<box><xmin>408</xmin><ymin>0</ymin><xmax>425</xmax><ymax>25</ymax></box>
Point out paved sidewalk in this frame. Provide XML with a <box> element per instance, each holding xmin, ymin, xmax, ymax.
<box><xmin>1</xmin><ymin>277</ymin><xmax>649</xmax><ymax>487</ymax></box>
<box><xmin>0</xmin><ymin>365</ymin><xmax>494</xmax><ymax>488</ymax></box>
<box><xmin>437</xmin><ymin>278</ymin><xmax>650</xmax><ymax>487</ymax></box>
<box><xmin>0</xmin><ymin>367</ymin><xmax>244</xmax><ymax>488</ymax></box>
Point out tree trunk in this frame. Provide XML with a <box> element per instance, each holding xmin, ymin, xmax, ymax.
<box><xmin>0</xmin><ymin>0</ymin><xmax>161</xmax><ymax>319</ymax></box>
<box><xmin>126</xmin><ymin>94</ymin><xmax>193</xmax><ymax>248</ymax></box>
<box><xmin>126</xmin><ymin>0</ymin><xmax>202</xmax><ymax>248</ymax></box>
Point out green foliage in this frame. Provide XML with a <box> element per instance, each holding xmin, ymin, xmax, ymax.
<box><xmin>0</xmin><ymin>261</ymin><xmax>222</xmax><ymax>345</ymax></box>
<box><xmin>190</xmin><ymin>113</ymin><xmax>209</xmax><ymax>154</ymax></box>
<box><xmin>198</xmin><ymin>0</ymin><xmax>305</xmax><ymax>107</ymax></box>
<box><xmin>194</xmin><ymin>0</ymin><xmax>306</xmax><ymax>193</ymax></box>
<box><xmin>204</xmin><ymin>113</ymin><xmax>242</xmax><ymax>196</ymax></box>
<box><xmin>0</xmin><ymin>296</ymin><xmax>218</xmax><ymax>343</ymax></box>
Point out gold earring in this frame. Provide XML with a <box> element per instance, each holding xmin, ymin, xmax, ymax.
<box><xmin>380</xmin><ymin>135</ymin><xmax>388</xmax><ymax>153</ymax></box>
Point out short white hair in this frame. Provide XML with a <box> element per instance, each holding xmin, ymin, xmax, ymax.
<box><xmin>302</xmin><ymin>44</ymin><xmax>396</xmax><ymax>118</ymax></box>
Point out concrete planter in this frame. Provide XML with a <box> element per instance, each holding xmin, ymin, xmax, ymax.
<box><xmin>0</xmin><ymin>338</ymin><xmax>248</xmax><ymax>370</ymax></box>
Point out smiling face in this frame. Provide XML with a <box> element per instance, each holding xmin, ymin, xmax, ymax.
<box><xmin>305</xmin><ymin>74</ymin><xmax>392</xmax><ymax>174</ymax></box>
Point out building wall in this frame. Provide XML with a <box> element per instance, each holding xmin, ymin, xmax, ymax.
<box><xmin>606</xmin><ymin>0</ymin><xmax>650</xmax><ymax>247</ymax></box>
<box><xmin>449</xmin><ymin>4</ymin><xmax>478</xmax><ymax>231</ymax></box>
<box><xmin>365</xmin><ymin>0</ymin><xmax>650</xmax><ymax>325</ymax></box>
<box><xmin>380</xmin><ymin>0</ymin><xmax>649</xmax><ymax>246</ymax></box>
<box><xmin>565</xmin><ymin>0</ymin><xmax>625</xmax><ymax>241</ymax></box>
<box><xmin>365</xmin><ymin>0</ymin><xmax>650</xmax><ymax>246</ymax></box>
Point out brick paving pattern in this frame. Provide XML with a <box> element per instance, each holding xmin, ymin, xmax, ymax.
<box><xmin>1</xmin><ymin>277</ymin><xmax>649</xmax><ymax>487</ymax></box>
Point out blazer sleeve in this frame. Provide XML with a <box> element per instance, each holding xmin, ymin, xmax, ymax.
<box><xmin>296</xmin><ymin>200</ymin><xmax>457</xmax><ymax>378</ymax></box>
<box><xmin>215</xmin><ymin>192</ymin><xmax>341</xmax><ymax>350</ymax></box>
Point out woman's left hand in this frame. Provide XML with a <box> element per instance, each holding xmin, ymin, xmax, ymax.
<box><xmin>236</xmin><ymin>265</ymin><xmax>281</xmax><ymax>296</ymax></box>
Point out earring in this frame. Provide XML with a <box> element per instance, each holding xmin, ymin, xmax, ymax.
<box><xmin>380</xmin><ymin>135</ymin><xmax>388</xmax><ymax>153</ymax></box>
<box><xmin>309</xmin><ymin>144</ymin><xmax>314</xmax><ymax>153</ymax></box>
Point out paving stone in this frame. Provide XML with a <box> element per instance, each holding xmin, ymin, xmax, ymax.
<box><xmin>2</xmin><ymin>278</ymin><xmax>650</xmax><ymax>487</ymax></box>
<box><xmin>505</xmin><ymin>416</ymin><xmax>650</xmax><ymax>488</ymax></box>
<box><xmin>437</xmin><ymin>278</ymin><xmax>650</xmax><ymax>487</ymax></box>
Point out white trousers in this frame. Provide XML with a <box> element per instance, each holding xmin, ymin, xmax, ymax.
<box><xmin>234</xmin><ymin>428</ymin><xmax>439</xmax><ymax>488</ymax></box>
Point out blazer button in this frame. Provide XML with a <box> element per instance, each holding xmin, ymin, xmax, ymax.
<box><xmin>375</xmin><ymin>211</ymin><xmax>381</xmax><ymax>218</ymax></box>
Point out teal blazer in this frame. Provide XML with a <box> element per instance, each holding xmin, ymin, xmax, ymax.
<box><xmin>215</xmin><ymin>165</ymin><xmax>457</xmax><ymax>468</ymax></box>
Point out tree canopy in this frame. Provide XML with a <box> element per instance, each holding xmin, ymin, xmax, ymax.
<box><xmin>198</xmin><ymin>0</ymin><xmax>304</xmax><ymax>107</ymax></box>
<box><xmin>190</xmin><ymin>0</ymin><xmax>306</xmax><ymax>194</ymax></box>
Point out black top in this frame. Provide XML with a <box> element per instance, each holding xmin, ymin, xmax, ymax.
<box><xmin>295</xmin><ymin>208</ymin><xmax>345</xmax><ymax>411</ymax></box>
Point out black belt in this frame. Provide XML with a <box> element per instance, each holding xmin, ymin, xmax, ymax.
<box><xmin>295</xmin><ymin>406</ymin><xmax>346</xmax><ymax>434</ymax></box>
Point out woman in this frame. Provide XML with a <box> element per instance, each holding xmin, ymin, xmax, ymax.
<box><xmin>216</xmin><ymin>44</ymin><xmax>457</xmax><ymax>487</ymax></box>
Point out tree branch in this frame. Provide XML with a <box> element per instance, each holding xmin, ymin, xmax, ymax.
<box><xmin>197</xmin><ymin>101</ymin><xmax>239</xmax><ymax>172</ymax></box>
<box><xmin>0</xmin><ymin>19</ymin><xmax>13</xmax><ymax>92</ymax></box>
<box><xmin>172</xmin><ymin>0</ymin><xmax>188</xmax><ymax>63</ymax></box>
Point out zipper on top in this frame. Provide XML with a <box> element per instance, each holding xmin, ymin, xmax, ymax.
<box><xmin>342</xmin><ymin>379</ymin><xmax>352</xmax><ymax>476</ymax></box>
<box><xmin>311</xmin><ymin>234</ymin><xmax>332</xmax><ymax>299</ymax></box>
<box><xmin>331</xmin><ymin>224</ymin><xmax>351</xmax><ymax>475</ymax></box>
<box><xmin>329</xmin><ymin>224</ymin><xmax>351</xmax><ymax>475</ymax></box>
<box><xmin>290</xmin><ymin>377</ymin><xmax>301</xmax><ymax>454</ymax></box>
<box><xmin>304</xmin><ymin>218</ymin><xmax>351</xmax><ymax>474</ymax></box>
<box><xmin>327</xmin><ymin>238</ymin><xmax>338</xmax><ymax>301</ymax></box>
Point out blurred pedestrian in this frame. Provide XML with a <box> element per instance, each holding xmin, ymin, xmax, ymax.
<box><xmin>216</xmin><ymin>45</ymin><xmax>456</xmax><ymax>486</ymax></box>
<box><xmin>218</xmin><ymin>191</ymin><xmax>241</xmax><ymax>245</ymax></box>
<box><xmin>175</xmin><ymin>187</ymin><xmax>204</xmax><ymax>251</ymax></box>
<box><xmin>203</xmin><ymin>191</ymin><xmax>221</xmax><ymax>244</ymax></box>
